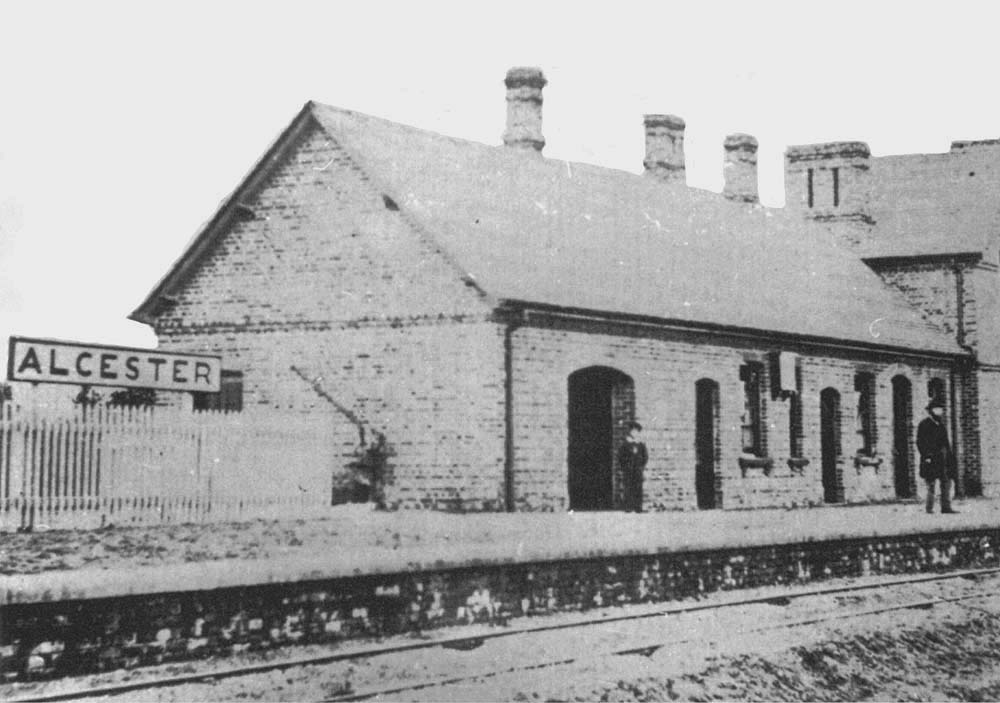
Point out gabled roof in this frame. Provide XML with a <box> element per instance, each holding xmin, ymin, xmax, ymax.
<box><xmin>134</xmin><ymin>102</ymin><xmax>963</xmax><ymax>357</ymax></box>
<box><xmin>310</xmin><ymin>104</ymin><xmax>960</xmax><ymax>355</ymax></box>
<box><xmin>862</xmin><ymin>145</ymin><xmax>1000</xmax><ymax>259</ymax></box>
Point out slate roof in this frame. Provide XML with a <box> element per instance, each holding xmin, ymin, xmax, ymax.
<box><xmin>862</xmin><ymin>145</ymin><xmax>1000</xmax><ymax>259</ymax></box>
<box><xmin>133</xmin><ymin>103</ymin><xmax>963</xmax><ymax>356</ymax></box>
<box><xmin>310</xmin><ymin>104</ymin><xmax>960</xmax><ymax>355</ymax></box>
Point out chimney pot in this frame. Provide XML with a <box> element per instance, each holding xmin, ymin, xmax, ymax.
<box><xmin>503</xmin><ymin>67</ymin><xmax>546</xmax><ymax>153</ymax></box>
<box><xmin>723</xmin><ymin>133</ymin><xmax>759</xmax><ymax>204</ymax></box>
<box><xmin>643</xmin><ymin>114</ymin><xmax>686</xmax><ymax>183</ymax></box>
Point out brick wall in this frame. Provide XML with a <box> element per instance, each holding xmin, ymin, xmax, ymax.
<box><xmin>955</xmin><ymin>365</ymin><xmax>982</xmax><ymax>496</ymax></box>
<box><xmin>873</xmin><ymin>263</ymin><xmax>964</xmax><ymax>341</ymax></box>
<box><xmin>868</xmin><ymin>258</ymin><xmax>993</xmax><ymax>497</ymax></box>
<box><xmin>965</xmin><ymin>261</ymin><xmax>1000</xmax><ymax>365</ymax></box>
<box><xmin>150</xmin><ymin>122</ymin><xmax>506</xmax><ymax>511</ymax></box>
<box><xmin>5</xmin><ymin>527</ymin><xmax>998</xmax><ymax>681</ymax></box>
<box><xmin>509</xmin><ymin>316</ymin><xmax>956</xmax><ymax>512</ymax></box>
<box><xmin>976</xmin><ymin>368</ymin><xmax>1000</xmax><ymax>494</ymax></box>
<box><xmin>156</xmin><ymin>322</ymin><xmax>507</xmax><ymax>510</ymax></box>
<box><xmin>873</xmin><ymin>259</ymin><xmax>1000</xmax><ymax>364</ymax></box>
<box><xmin>154</xmin><ymin>122</ymin><xmax>488</xmax><ymax>331</ymax></box>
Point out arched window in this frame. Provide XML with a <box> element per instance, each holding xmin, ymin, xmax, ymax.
<box><xmin>892</xmin><ymin>375</ymin><xmax>915</xmax><ymax>499</ymax></box>
<box><xmin>695</xmin><ymin>378</ymin><xmax>721</xmax><ymax>510</ymax></box>
<box><xmin>854</xmin><ymin>372</ymin><xmax>877</xmax><ymax>456</ymax></box>
<box><xmin>740</xmin><ymin>362</ymin><xmax>765</xmax><ymax>457</ymax></box>
<box><xmin>820</xmin><ymin>388</ymin><xmax>843</xmax><ymax>503</ymax></box>
<box><xmin>789</xmin><ymin>365</ymin><xmax>804</xmax><ymax>459</ymax></box>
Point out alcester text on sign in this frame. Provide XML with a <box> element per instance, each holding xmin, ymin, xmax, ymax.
<box><xmin>7</xmin><ymin>337</ymin><xmax>222</xmax><ymax>393</ymax></box>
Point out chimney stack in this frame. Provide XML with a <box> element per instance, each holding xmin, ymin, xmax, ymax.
<box><xmin>503</xmin><ymin>67</ymin><xmax>546</xmax><ymax>153</ymax></box>
<box><xmin>723</xmin><ymin>133</ymin><xmax>759</xmax><ymax>203</ymax></box>
<box><xmin>643</xmin><ymin>114</ymin><xmax>686</xmax><ymax>183</ymax></box>
<box><xmin>784</xmin><ymin>141</ymin><xmax>872</xmax><ymax>227</ymax></box>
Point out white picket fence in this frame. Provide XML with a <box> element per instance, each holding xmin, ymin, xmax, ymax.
<box><xmin>0</xmin><ymin>403</ymin><xmax>337</xmax><ymax>531</ymax></box>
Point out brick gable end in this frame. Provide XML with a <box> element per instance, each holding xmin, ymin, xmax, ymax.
<box><xmin>153</xmin><ymin>121</ymin><xmax>490</xmax><ymax>335</ymax></box>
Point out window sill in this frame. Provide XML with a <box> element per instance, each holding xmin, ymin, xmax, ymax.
<box><xmin>854</xmin><ymin>454</ymin><xmax>883</xmax><ymax>471</ymax></box>
<box><xmin>787</xmin><ymin>457</ymin><xmax>811</xmax><ymax>475</ymax></box>
<box><xmin>739</xmin><ymin>454</ymin><xmax>774</xmax><ymax>477</ymax></box>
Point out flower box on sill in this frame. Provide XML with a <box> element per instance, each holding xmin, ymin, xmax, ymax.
<box><xmin>854</xmin><ymin>454</ymin><xmax>883</xmax><ymax>472</ymax></box>
<box><xmin>787</xmin><ymin>457</ymin><xmax>811</xmax><ymax>475</ymax></box>
<box><xmin>739</xmin><ymin>454</ymin><xmax>774</xmax><ymax>477</ymax></box>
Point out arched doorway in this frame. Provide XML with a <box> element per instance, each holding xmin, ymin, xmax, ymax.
<box><xmin>567</xmin><ymin>366</ymin><xmax>634</xmax><ymax>511</ymax></box>
<box><xmin>820</xmin><ymin>387</ymin><xmax>843</xmax><ymax>503</ymax></box>
<box><xmin>892</xmin><ymin>375</ymin><xmax>914</xmax><ymax>498</ymax></box>
<box><xmin>695</xmin><ymin>378</ymin><xmax>720</xmax><ymax>509</ymax></box>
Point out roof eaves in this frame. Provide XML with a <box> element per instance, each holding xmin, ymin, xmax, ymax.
<box><xmin>863</xmin><ymin>252</ymin><xmax>984</xmax><ymax>268</ymax></box>
<box><xmin>128</xmin><ymin>102</ymin><xmax>320</xmax><ymax>325</ymax></box>
<box><xmin>498</xmin><ymin>299</ymin><xmax>967</xmax><ymax>361</ymax></box>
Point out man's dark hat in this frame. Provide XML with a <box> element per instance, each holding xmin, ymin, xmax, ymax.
<box><xmin>927</xmin><ymin>398</ymin><xmax>946</xmax><ymax>411</ymax></box>
<box><xmin>626</xmin><ymin>421</ymin><xmax>643</xmax><ymax>431</ymax></box>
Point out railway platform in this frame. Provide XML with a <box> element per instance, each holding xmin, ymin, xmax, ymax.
<box><xmin>3</xmin><ymin>496</ymin><xmax>1000</xmax><ymax>683</ymax></box>
<box><xmin>2</xmin><ymin>495</ymin><xmax>996</xmax><ymax>605</ymax></box>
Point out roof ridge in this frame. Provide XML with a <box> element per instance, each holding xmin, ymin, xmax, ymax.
<box><xmin>309</xmin><ymin>101</ymin><xmax>731</xmax><ymax>200</ymax></box>
<box><xmin>310</xmin><ymin>102</ymin><xmax>494</xmax><ymax>153</ymax></box>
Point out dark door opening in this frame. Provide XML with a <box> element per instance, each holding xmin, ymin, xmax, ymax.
<box><xmin>695</xmin><ymin>378</ymin><xmax>720</xmax><ymax>509</ymax></box>
<box><xmin>892</xmin><ymin>375</ymin><xmax>914</xmax><ymax>498</ymax></box>
<box><xmin>567</xmin><ymin>366</ymin><xmax>633</xmax><ymax>511</ymax></box>
<box><xmin>820</xmin><ymin>387</ymin><xmax>843</xmax><ymax>504</ymax></box>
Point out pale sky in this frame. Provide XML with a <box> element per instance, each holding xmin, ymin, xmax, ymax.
<box><xmin>2</xmin><ymin>0</ymin><xmax>999</xmax><ymax>352</ymax></box>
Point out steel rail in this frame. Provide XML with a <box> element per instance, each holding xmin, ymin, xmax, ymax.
<box><xmin>10</xmin><ymin>565</ymin><xmax>1000</xmax><ymax>703</ymax></box>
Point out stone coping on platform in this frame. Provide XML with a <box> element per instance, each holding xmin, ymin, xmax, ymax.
<box><xmin>3</xmin><ymin>499</ymin><xmax>997</xmax><ymax>605</ymax></box>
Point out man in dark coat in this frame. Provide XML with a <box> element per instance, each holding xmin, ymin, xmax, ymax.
<box><xmin>917</xmin><ymin>398</ymin><xmax>957</xmax><ymax>514</ymax></box>
<box><xmin>618</xmin><ymin>421</ymin><xmax>648</xmax><ymax>513</ymax></box>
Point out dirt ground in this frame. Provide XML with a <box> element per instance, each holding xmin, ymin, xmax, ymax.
<box><xmin>481</xmin><ymin>601</ymin><xmax>1000</xmax><ymax>702</ymax></box>
<box><xmin>402</xmin><ymin>576</ymin><xmax>1000</xmax><ymax>702</ymax></box>
<box><xmin>0</xmin><ymin>505</ymin><xmax>421</xmax><ymax>576</ymax></box>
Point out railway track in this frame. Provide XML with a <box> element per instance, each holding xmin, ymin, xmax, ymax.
<box><xmin>11</xmin><ymin>566</ymin><xmax>1000</xmax><ymax>703</ymax></box>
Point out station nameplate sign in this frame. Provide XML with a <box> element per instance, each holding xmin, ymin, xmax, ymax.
<box><xmin>7</xmin><ymin>336</ymin><xmax>222</xmax><ymax>392</ymax></box>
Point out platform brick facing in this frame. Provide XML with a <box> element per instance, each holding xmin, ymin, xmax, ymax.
<box><xmin>3</xmin><ymin>528</ymin><xmax>997</xmax><ymax>682</ymax></box>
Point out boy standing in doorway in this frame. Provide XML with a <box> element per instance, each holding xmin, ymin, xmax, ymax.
<box><xmin>619</xmin><ymin>421</ymin><xmax>648</xmax><ymax>513</ymax></box>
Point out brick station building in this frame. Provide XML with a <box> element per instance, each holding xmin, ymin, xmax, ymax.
<box><xmin>131</xmin><ymin>68</ymin><xmax>981</xmax><ymax>513</ymax></box>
